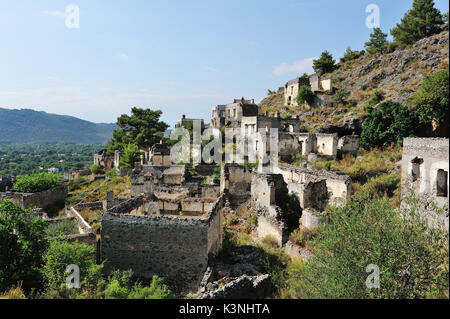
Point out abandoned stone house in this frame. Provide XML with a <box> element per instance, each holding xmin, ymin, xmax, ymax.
<box><xmin>401</xmin><ymin>137</ymin><xmax>449</xmax><ymax>229</ymax></box>
<box><xmin>175</xmin><ymin>114</ymin><xmax>205</xmax><ymax>131</ymax></box>
<box><xmin>100</xmin><ymin>161</ymin><xmax>224</xmax><ymax>293</ymax></box>
<box><xmin>0</xmin><ymin>176</ymin><xmax>12</xmax><ymax>192</ymax></box>
<box><xmin>224</xmin><ymin>97</ymin><xmax>258</xmax><ymax>128</ymax></box>
<box><xmin>210</xmin><ymin>104</ymin><xmax>226</xmax><ymax>128</ymax></box>
<box><xmin>284</xmin><ymin>74</ymin><xmax>333</xmax><ymax>107</ymax></box>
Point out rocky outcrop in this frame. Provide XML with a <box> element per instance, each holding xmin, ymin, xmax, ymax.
<box><xmin>199</xmin><ymin>274</ymin><xmax>272</xmax><ymax>299</ymax></box>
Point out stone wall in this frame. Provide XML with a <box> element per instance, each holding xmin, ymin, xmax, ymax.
<box><xmin>316</xmin><ymin>133</ymin><xmax>338</xmax><ymax>157</ymax></box>
<box><xmin>100</xmin><ymin>196</ymin><xmax>224</xmax><ymax>293</ymax></box>
<box><xmin>251</xmin><ymin>173</ymin><xmax>298</xmax><ymax>246</ymax></box>
<box><xmin>274</xmin><ymin>163</ymin><xmax>351</xmax><ymax>206</ymax></box>
<box><xmin>401</xmin><ymin>138</ymin><xmax>449</xmax><ymax>228</ymax></box>
<box><xmin>0</xmin><ymin>186</ymin><xmax>67</xmax><ymax>210</ymax></box>
<box><xmin>338</xmin><ymin>135</ymin><xmax>360</xmax><ymax>156</ymax></box>
<box><xmin>220</xmin><ymin>163</ymin><xmax>252</xmax><ymax>206</ymax></box>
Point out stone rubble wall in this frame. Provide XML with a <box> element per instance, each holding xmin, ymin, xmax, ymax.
<box><xmin>100</xmin><ymin>196</ymin><xmax>223</xmax><ymax>293</ymax></box>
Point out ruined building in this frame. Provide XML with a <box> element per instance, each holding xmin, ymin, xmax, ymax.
<box><xmin>225</xmin><ymin>97</ymin><xmax>258</xmax><ymax>128</ymax></box>
<box><xmin>284</xmin><ymin>74</ymin><xmax>333</xmax><ymax>107</ymax></box>
<box><xmin>401</xmin><ymin>137</ymin><xmax>449</xmax><ymax>229</ymax></box>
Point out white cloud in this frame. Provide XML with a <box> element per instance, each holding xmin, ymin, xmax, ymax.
<box><xmin>204</xmin><ymin>66</ymin><xmax>219</xmax><ymax>72</ymax></box>
<box><xmin>41</xmin><ymin>10</ymin><xmax>67</xmax><ymax>18</ymax></box>
<box><xmin>117</xmin><ymin>53</ymin><xmax>129</xmax><ymax>62</ymax></box>
<box><xmin>272</xmin><ymin>57</ymin><xmax>316</xmax><ymax>76</ymax></box>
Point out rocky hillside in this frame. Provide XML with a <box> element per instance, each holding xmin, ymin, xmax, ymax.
<box><xmin>259</xmin><ymin>30</ymin><xmax>449</xmax><ymax>135</ymax></box>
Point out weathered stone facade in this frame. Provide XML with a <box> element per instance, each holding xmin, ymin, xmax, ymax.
<box><xmin>225</xmin><ymin>98</ymin><xmax>258</xmax><ymax>128</ymax></box>
<box><xmin>100</xmin><ymin>196</ymin><xmax>224</xmax><ymax>293</ymax></box>
<box><xmin>401</xmin><ymin>138</ymin><xmax>449</xmax><ymax>229</ymax></box>
<box><xmin>274</xmin><ymin>163</ymin><xmax>351</xmax><ymax>207</ymax></box>
<box><xmin>0</xmin><ymin>186</ymin><xmax>67</xmax><ymax>211</ymax></box>
<box><xmin>251</xmin><ymin>173</ymin><xmax>300</xmax><ymax>246</ymax></box>
<box><xmin>220</xmin><ymin>163</ymin><xmax>252</xmax><ymax>206</ymax></box>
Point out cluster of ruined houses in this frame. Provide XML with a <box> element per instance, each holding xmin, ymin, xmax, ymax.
<box><xmin>2</xmin><ymin>72</ymin><xmax>447</xmax><ymax>297</ymax></box>
<box><xmin>88</xmin><ymin>74</ymin><xmax>449</xmax><ymax>295</ymax></box>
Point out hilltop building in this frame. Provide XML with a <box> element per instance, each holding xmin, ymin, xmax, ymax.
<box><xmin>284</xmin><ymin>74</ymin><xmax>333</xmax><ymax>107</ymax></box>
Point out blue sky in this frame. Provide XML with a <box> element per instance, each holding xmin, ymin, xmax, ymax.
<box><xmin>0</xmin><ymin>0</ymin><xmax>448</xmax><ymax>127</ymax></box>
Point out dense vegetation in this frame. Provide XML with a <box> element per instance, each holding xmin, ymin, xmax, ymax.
<box><xmin>0</xmin><ymin>199</ymin><xmax>174</xmax><ymax>299</ymax></box>
<box><xmin>13</xmin><ymin>173</ymin><xmax>63</xmax><ymax>193</ymax></box>
<box><xmin>282</xmin><ymin>196</ymin><xmax>448</xmax><ymax>298</ymax></box>
<box><xmin>0</xmin><ymin>143</ymin><xmax>103</xmax><ymax>176</ymax></box>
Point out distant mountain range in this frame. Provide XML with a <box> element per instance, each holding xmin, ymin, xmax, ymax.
<box><xmin>0</xmin><ymin>107</ymin><xmax>116</xmax><ymax>144</ymax></box>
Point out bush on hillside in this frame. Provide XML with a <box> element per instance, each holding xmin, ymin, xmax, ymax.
<box><xmin>13</xmin><ymin>173</ymin><xmax>62</xmax><ymax>193</ymax></box>
<box><xmin>360</xmin><ymin>101</ymin><xmax>416</xmax><ymax>149</ymax></box>
<box><xmin>286</xmin><ymin>197</ymin><xmax>449</xmax><ymax>298</ymax></box>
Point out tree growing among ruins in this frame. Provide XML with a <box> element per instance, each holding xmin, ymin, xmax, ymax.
<box><xmin>296</xmin><ymin>85</ymin><xmax>315</xmax><ymax>106</ymax></box>
<box><xmin>391</xmin><ymin>0</ymin><xmax>444</xmax><ymax>47</ymax></box>
<box><xmin>312</xmin><ymin>51</ymin><xmax>336</xmax><ymax>75</ymax></box>
<box><xmin>119</xmin><ymin>143</ymin><xmax>141</xmax><ymax>168</ymax></box>
<box><xmin>360</xmin><ymin>101</ymin><xmax>416</xmax><ymax>149</ymax></box>
<box><xmin>364</xmin><ymin>28</ymin><xmax>388</xmax><ymax>55</ymax></box>
<box><xmin>410</xmin><ymin>66</ymin><xmax>449</xmax><ymax>137</ymax></box>
<box><xmin>106</xmin><ymin>107</ymin><xmax>169</xmax><ymax>155</ymax></box>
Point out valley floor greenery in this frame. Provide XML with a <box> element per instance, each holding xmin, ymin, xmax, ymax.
<box><xmin>0</xmin><ymin>143</ymin><xmax>104</xmax><ymax>176</ymax></box>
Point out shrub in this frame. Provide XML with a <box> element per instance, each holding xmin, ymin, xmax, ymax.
<box><xmin>410</xmin><ymin>67</ymin><xmax>449</xmax><ymax>136</ymax></box>
<box><xmin>90</xmin><ymin>164</ymin><xmax>104</xmax><ymax>175</ymax></box>
<box><xmin>105</xmin><ymin>168</ymin><xmax>119</xmax><ymax>178</ymax></box>
<box><xmin>67</xmin><ymin>176</ymin><xmax>89</xmax><ymax>192</ymax></box>
<box><xmin>0</xmin><ymin>200</ymin><xmax>49</xmax><ymax>292</ymax></box>
<box><xmin>360</xmin><ymin>101</ymin><xmax>416</xmax><ymax>149</ymax></box>
<box><xmin>355</xmin><ymin>173</ymin><xmax>401</xmax><ymax>202</ymax></box>
<box><xmin>103</xmin><ymin>270</ymin><xmax>174</xmax><ymax>299</ymax></box>
<box><xmin>333</xmin><ymin>88</ymin><xmax>350</xmax><ymax>104</ymax></box>
<box><xmin>289</xmin><ymin>227</ymin><xmax>318</xmax><ymax>247</ymax></box>
<box><xmin>296</xmin><ymin>85</ymin><xmax>315</xmax><ymax>105</ymax></box>
<box><xmin>288</xmin><ymin>197</ymin><xmax>449</xmax><ymax>298</ymax></box>
<box><xmin>342</xmin><ymin>47</ymin><xmax>359</xmax><ymax>62</ymax></box>
<box><xmin>13</xmin><ymin>173</ymin><xmax>62</xmax><ymax>193</ymax></box>
<box><xmin>46</xmin><ymin>219</ymin><xmax>79</xmax><ymax>236</ymax></box>
<box><xmin>261</xmin><ymin>235</ymin><xmax>279</xmax><ymax>248</ymax></box>
<box><xmin>41</xmin><ymin>239</ymin><xmax>101</xmax><ymax>292</ymax></box>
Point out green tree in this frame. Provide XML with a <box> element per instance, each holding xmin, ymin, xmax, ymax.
<box><xmin>312</xmin><ymin>51</ymin><xmax>336</xmax><ymax>74</ymax></box>
<box><xmin>364</xmin><ymin>28</ymin><xmax>388</xmax><ymax>55</ymax></box>
<box><xmin>391</xmin><ymin>0</ymin><xmax>444</xmax><ymax>47</ymax></box>
<box><xmin>360</xmin><ymin>101</ymin><xmax>416</xmax><ymax>149</ymax></box>
<box><xmin>343</xmin><ymin>47</ymin><xmax>359</xmax><ymax>61</ymax></box>
<box><xmin>13</xmin><ymin>173</ymin><xmax>63</xmax><ymax>193</ymax></box>
<box><xmin>296</xmin><ymin>85</ymin><xmax>315</xmax><ymax>105</ymax></box>
<box><xmin>119</xmin><ymin>143</ymin><xmax>141</xmax><ymax>168</ymax></box>
<box><xmin>288</xmin><ymin>197</ymin><xmax>449</xmax><ymax>298</ymax></box>
<box><xmin>410</xmin><ymin>67</ymin><xmax>449</xmax><ymax>137</ymax></box>
<box><xmin>106</xmin><ymin>107</ymin><xmax>169</xmax><ymax>155</ymax></box>
<box><xmin>0</xmin><ymin>200</ymin><xmax>49</xmax><ymax>292</ymax></box>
